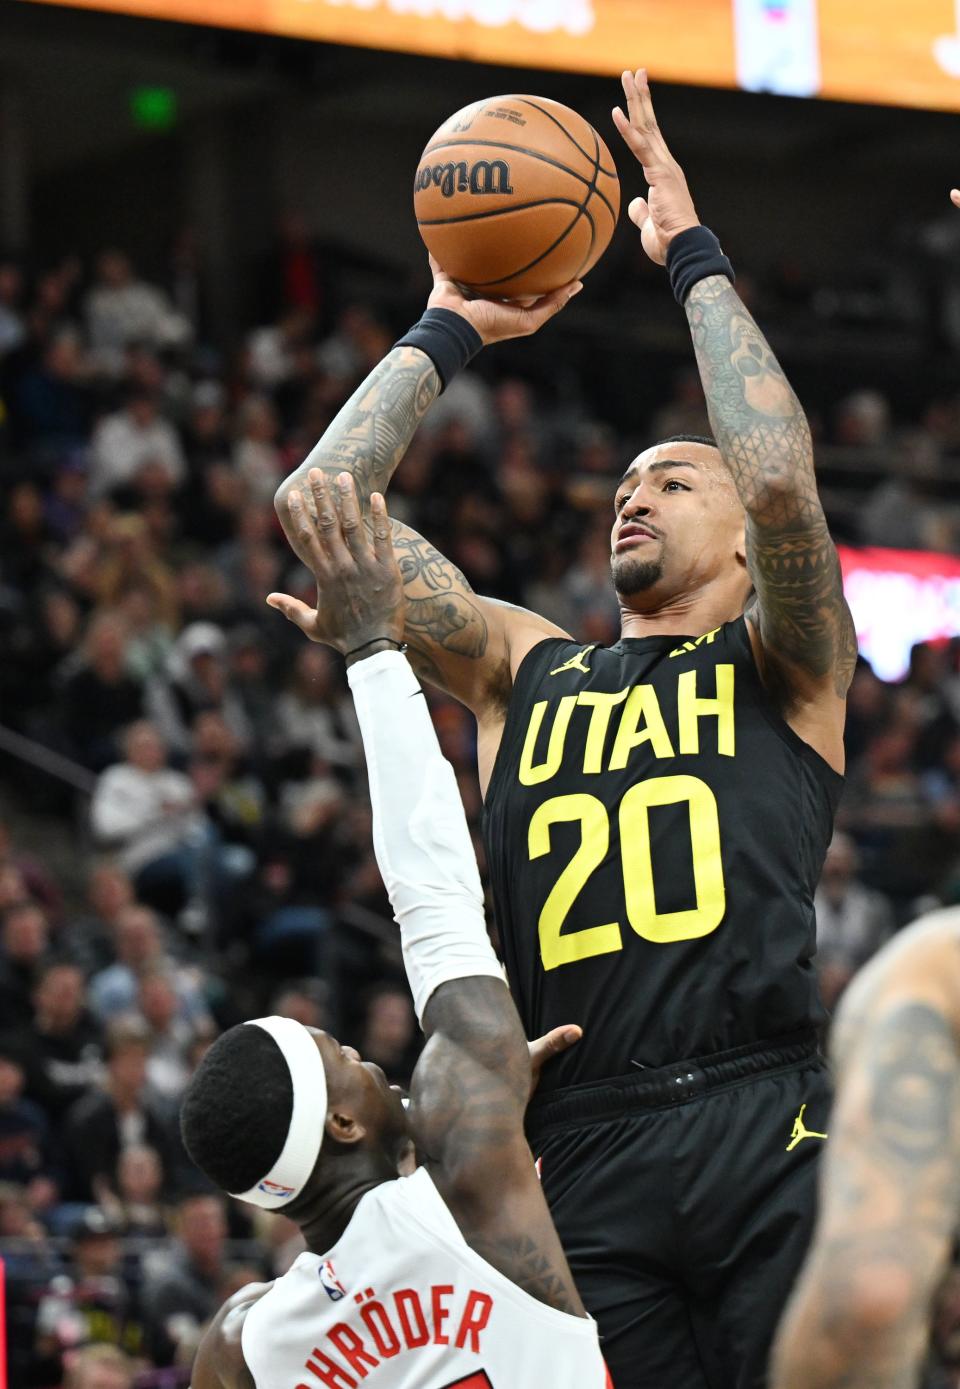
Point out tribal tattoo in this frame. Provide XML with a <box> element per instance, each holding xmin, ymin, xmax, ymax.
<box><xmin>685</xmin><ymin>275</ymin><xmax>857</xmax><ymax>698</ymax></box>
<box><xmin>772</xmin><ymin>992</ymin><xmax>960</xmax><ymax>1389</ymax></box>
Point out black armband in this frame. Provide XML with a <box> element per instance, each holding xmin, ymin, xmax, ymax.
<box><xmin>666</xmin><ymin>226</ymin><xmax>735</xmax><ymax>307</ymax></box>
<box><xmin>394</xmin><ymin>308</ymin><xmax>482</xmax><ymax>393</ymax></box>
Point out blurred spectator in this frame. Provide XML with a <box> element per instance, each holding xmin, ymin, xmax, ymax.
<box><xmin>88</xmin><ymin>904</ymin><xmax>209</xmax><ymax>1026</ymax></box>
<box><xmin>22</xmin><ymin>960</ymin><xmax>103</xmax><ymax>1117</ymax></box>
<box><xmin>90</xmin><ymin>723</ymin><xmax>203</xmax><ymax>909</ymax></box>
<box><xmin>0</xmin><ymin>817</ymin><xmax>64</xmax><ymax>918</ymax></box>
<box><xmin>271</xmin><ymin>644</ymin><xmax>361</xmax><ymax>771</ymax></box>
<box><xmin>64</xmin><ymin>1344</ymin><xmax>136</xmax><ymax>1389</ymax></box>
<box><xmin>650</xmin><ymin>368</ymin><xmax>710</xmax><ymax>441</ymax></box>
<box><xmin>814</xmin><ymin>832</ymin><xmax>896</xmax><ymax>1011</ymax></box>
<box><xmin>69</xmin><ymin>864</ymin><xmax>136</xmax><ymax>976</ymax></box>
<box><xmin>902</xmin><ymin>641</ymin><xmax>959</xmax><ymax>770</ymax></box>
<box><xmin>232</xmin><ymin>395</ymin><xmax>282</xmax><ymax>503</ymax></box>
<box><xmin>839</xmin><ymin>721</ymin><xmax>936</xmax><ymax>903</ymax></box>
<box><xmin>0</xmin><ymin>258</ymin><xmax>25</xmax><ymax>358</ymax></box>
<box><xmin>89</xmin><ymin>389</ymin><xmax>185</xmax><ymax>499</ymax></box>
<box><xmin>0</xmin><ymin>1039</ymin><xmax>58</xmax><ymax>1204</ymax></box>
<box><xmin>357</xmin><ymin>983</ymin><xmax>419</xmax><ymax>1088</ymax></box>
<box><xmin>142</xmin><ymin>1193</ymin><xmax>226</xmax><ymax>1366</ymax></box>
<box><xmin>12</xmin><ymin>327</ymin><xmax>92</xmax><ymax>455</ymax></box>
<box><xmin>270</xmin><ymin>980</ymin><xmax>330</xmax><ymax>1030</ymax></box>
<box><xmin>62</xmin><ymin>1019</ymin><xmax>179</xmax><ymax>1202</ymax></box>
<box><xmin>1</xmin><ymin>481</ymin><xmax>56</xmax><ymax>593</ymax></box>
<box><xmin>135</xmin><ymin>967</ymin><xmax>201</xmax><ymax>1101</ymax></box>
<box><xmin>97</xmin><ymin>1143</ymin><xmax>168</xmax><ymax>1238</ymax></box>
<box><xmin>145</xmin><ymin>622</ymin><xmax>250</xmax><ymax>758</ymax></box>
<box><xmin>0</xmin><ymin>901</ymin><xmax>51</xmax><ymax>1027</ymax></box>
<box><xmin>34</xmin><ymin>1210</ymin><xmax>145</xmax><ymax>1377</ymax></box>
<box><xmin>59</xmin><ymin>613</ymin><xmax>144</xmax><ymax>771</ymax></box>
<box><xmin>84</xmin><ymin>250</ymin><xmax>190</xmax><ymax>375</ymax></box>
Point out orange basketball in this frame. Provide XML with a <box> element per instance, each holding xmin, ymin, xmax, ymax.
<box><xmin>414</xmin><ymin>95</ymin><xmax>620</xmax><ymax>299</ymax></box>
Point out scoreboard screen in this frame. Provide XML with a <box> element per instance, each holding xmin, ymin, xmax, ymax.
<box><xmin>21</xmin><ymin>0</ymin><xmax>960</xmax><ymax>113</ymax></box>
<box><xmin>837</xmin><ymin>544</ymin><xmax>960</xmax><ymax>681</ymax></box>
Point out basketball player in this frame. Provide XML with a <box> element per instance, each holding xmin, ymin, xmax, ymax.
<box><xmin>772</xmin><ymin>905</ymin><xmax>960</xmax><ymax>1388</ymax></box>
<box><xmin>272</xmin><ymin>72</ymin><xmax>856</xmax><ymax>1387</ymax></box>
<box><xmin>185</xmin><ymin>479</ymin><xmax>608</xmax><ymax>1389</ymax></box>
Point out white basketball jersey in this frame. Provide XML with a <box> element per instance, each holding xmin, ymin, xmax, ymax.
<box><xmin>241</xmin><ymin>1167</ymin><xmax>608</xmax><ymax>1389</ymax></box>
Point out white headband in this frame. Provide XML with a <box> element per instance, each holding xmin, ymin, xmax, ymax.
<box><xmin>229</xmin><ymin>1016</ymin><xmax>328</xmax><ymax>1211</ymax></box>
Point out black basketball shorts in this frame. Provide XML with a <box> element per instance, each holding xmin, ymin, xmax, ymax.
<box><xmin>526</xmin><ymin>1033</ymin><xmax>831</xmax><ymax>1389</ymax></box>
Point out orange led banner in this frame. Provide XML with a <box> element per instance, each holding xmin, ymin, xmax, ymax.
<box><xmin>23</xmin><ymin>0</ymin><xmax>960</xmax><ymax>111</ymax></box>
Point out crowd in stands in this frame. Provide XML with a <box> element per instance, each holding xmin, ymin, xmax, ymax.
<box><xmin>0</xmin><ymin>224</ymin><xmax>959</xmax><ymax>1387</ymax></box>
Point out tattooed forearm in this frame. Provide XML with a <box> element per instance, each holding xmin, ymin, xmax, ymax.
<box><xmin>685</xmin><ymin>276</ymin><xmax>813</xmax><ymax>514</ymax></box>
<box><xmin>686</xmin><ymin>275</ymin><xmax>855</xmax><ymax>694</ymax></box>
<box><xmin>468</xmin><ymin>1230</ymin><xmax>584</xmax><ymax>1316</ymax></box>
<box><xmin>275</xmin><ymin>347</ymin><xmax>440</xmax><ymax>554</ymax></box>
<box><xmin>413</xmin><ymin>979</ymin><xmax>586</xmax><ymax>1319</ymax></box>
<box><xmin>772</xmin><ymin>1000</ymin><xmax>960</xmax><ymax>1389</ymax></box>
<box><xmin>275</xmin><ymin>348</ymin><xmax>504</xmax><ymax>694</ymax></box>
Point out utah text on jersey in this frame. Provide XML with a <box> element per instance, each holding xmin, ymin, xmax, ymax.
<box><xmin>518</xmin><ymin>663</ymin><xmax>735</xmax><ymax>785</ymax></box>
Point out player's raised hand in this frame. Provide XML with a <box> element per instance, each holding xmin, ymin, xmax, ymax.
<box><xmin>426</xmin><ymin>254</ymin><xmax>582</xmax><ymax>345</ymax></box>
<box><xmin>951</xmin><ymin>189</ymin><xmax>960</xmax><ymax>209</ymax></box>
<box><xmin>612</xmin><ymin>68</ymin><xmax>700</xmax><ymax>266</ymax></box>
<box><xmin>267</xmin><ymin>471</ymin><xmax>404</xmax><ymax>655</ymax></box>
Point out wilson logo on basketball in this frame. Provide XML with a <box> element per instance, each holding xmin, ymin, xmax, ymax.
<box><xmin>414</xmin><ymin>159</ymin><xmax>514</xmax><ymax>199</ymax></box>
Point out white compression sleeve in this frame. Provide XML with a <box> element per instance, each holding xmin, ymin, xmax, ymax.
<box><xmin>346</xmin><ymin>650</ymin><xmax>505</xmax><ymax>1023</ymax></box>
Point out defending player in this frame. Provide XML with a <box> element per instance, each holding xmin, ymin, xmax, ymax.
<box><xmin>772</xmin><ymin>905</ymin><xmax>960</xmax><ymax>1388</ymax></box>
<box><xmin>185</xmin><ymin>479</ymin><xmax>608</xmax><ymax>1389</ymax></box>
<box><xmin>273</xmin><ymin>72</ymin><xmax>856</xmax><ymax>1386</ymax></box>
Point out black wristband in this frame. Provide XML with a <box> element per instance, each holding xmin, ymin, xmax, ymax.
<box><xmin>344</xmin><ymin>637</ymin><xmax>407</xmax><ymax>659</ymax></box>
<box><xmin>394</xmin><ymin>307</ymin><xmax>482</xmax><ymax>393</ymax></box>
<box><xmin>666</xmin><ymin>226</ymin><xmax>735</xmax><ymax>307</ymax></box>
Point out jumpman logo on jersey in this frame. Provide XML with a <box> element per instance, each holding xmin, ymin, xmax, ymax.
<box><xmin>786</xmin><ymin>1103</ymin><xmax>828</xmax><ymax>1152</ymax></box>
<box><xmin>549</xmin><ymin>645</ymin><xmax>595</xmax><ymax>677</ymax></box>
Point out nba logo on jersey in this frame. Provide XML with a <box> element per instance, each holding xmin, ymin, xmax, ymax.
<box><xmin>257</xmin><ymin>1178</ymin><xmax>295</xmax><ymax>1198</ymax></box>
<box><xmin>318</xmin><ymin>1259</ymin><xmax>346</xmax><ymax>1301</ymax></box>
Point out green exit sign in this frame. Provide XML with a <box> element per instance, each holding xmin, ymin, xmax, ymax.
<box><xmin>130</xmin><ymin>86</ymin><xmax>178</xmax><ymax>131</ymax></box>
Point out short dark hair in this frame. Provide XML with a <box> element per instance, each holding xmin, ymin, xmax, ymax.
<box><xmin>655</xmin><ymin>433</ymin><xmax>718</xmax><ymax>450</ymax></box>
<box><xmin>180</xmin><ymin>1024</ymin><xmax>292</xmax><ymax>1195</ymax></box>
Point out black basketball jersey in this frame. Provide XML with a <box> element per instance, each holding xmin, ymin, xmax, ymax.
<box><xmin>482</xmin><ymin>617</ymin><xmax>843</xmax><ymax>1092</ymax></box>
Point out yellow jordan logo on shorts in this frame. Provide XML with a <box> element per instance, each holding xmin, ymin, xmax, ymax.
<box><xmin>549</xmin><ymin>646</ymin><xmax>595</xmax><ymax>677</ymax></box>
<box><xmin>786</xmin><ymin>1103</ymin><xmax>828</xmax><ymax>1152</ymax></box>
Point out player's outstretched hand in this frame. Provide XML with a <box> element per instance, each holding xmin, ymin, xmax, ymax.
<box><xmin>612</xmin><ymin>68</ymin><xmax>700</xmax><ymax>266</ymax></box>
<box><xmin>426</xmin><ymin>254</ymin><xmax>582</xmax><ymax>346</ymax></box>
<box><xmin>267</xmin><ymin>471</ymin><xmax>404</xmax><ymax>655</ymax></box>
<box><xmin>952</xmin><ymin>189</ymin><xmax>960</xmax><ymax>209</ymax></box>
<box><xmin>528</xmin><ymin>1023</ymin><xmax>582</xmax><ymax>1100</ymax></box>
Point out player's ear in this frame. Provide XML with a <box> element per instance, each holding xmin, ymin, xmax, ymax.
<box><xmin>326</xmin><ymin>1109</ymin><xmax>367</xmax><ymax>1147</ymax></box>
<box><xmin>733</xmin><ymin>519</ymin><xmax>747</xmax><ymax>568</ymax></box>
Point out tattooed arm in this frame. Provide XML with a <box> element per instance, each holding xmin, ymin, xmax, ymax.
<box><xmin>413</xmin><ymin>977</ymin><xmax>588</xmax><ymax>1318</ymax></box>
<box><xmin>684</xmin><ymin>281</ymin><xmax>856</xmax><ymax>710</ymax></box>
<box><xmin>613</xmin><ymin>69</ymin><xmax>855</xmax><ymax>762</ymax></box>
<box><xmin>274</xmin><ymin>265</ymin><xmax>577</xmax><ymax>712</ymax></box>
<box><xmin>772</xmin><ymin>908</ymin><xmax>960</xmax><ymax>1389</ymax></box>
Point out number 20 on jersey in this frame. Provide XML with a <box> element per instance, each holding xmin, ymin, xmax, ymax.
<box><xmin>529</xmin><ymin>774</ymin><xmax>726</xmax><ymax>970</ymax></box>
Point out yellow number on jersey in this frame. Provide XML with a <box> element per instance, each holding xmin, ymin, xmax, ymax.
<box><xmin>529</xmin><ymin>776</ymin><xmax>726</xmax><ymax>970</ymax></box>
<box><xmin>528</xmin><ymin>794</ymin><xmax>622</xmax><ymax>970</ymax></box>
